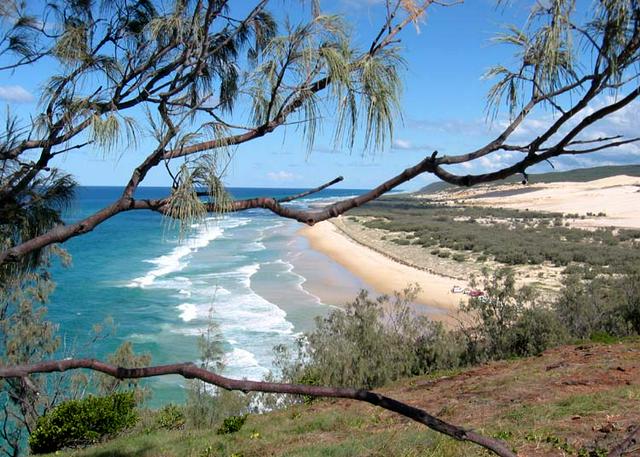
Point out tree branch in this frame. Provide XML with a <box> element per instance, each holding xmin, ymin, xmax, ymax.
<box><xmin>0</xmin><ymin>359</ymin><xmax>516</xmax><ymax>457</ymax></box>
<box><xmin>276</xmin><ymin>176</ymin><xmax>344</xmax><ymax>202</ymax></box>
<box><xmin>196</xmin><ymin>176</ymin><xmax>344</xmax><ymax>201</ymax></box>
<box><xmin>608</xmin><ymin>425</ymin><xmax>640</xmax><ymax>457</ymax></box>
<box><xmin>226</xmin><ymin>155</ymin><xmax>437</xmax><ymax>224</ymax></box>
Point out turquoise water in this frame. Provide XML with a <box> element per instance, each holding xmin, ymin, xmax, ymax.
<box><xmin>47</xmin><ymin>187</ymin><xmax>369</xmax><ymax>405</ymax></box>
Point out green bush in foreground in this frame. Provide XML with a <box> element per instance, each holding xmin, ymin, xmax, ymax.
<box><xmin>216</xmin><ymin>414</ymin><xmax>247</xmax><ymax>435</ymax></box>
<box><xmin>29</xmin><ymin>391</ymin><xmax>138</xmax><ymax>454</ymax></box>
<box><xmin>155</xmin><ymin>404</ymin><xmax>186</xmax><ymax>430</ymax></box>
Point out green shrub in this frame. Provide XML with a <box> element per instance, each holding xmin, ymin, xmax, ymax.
<box><xmin>460</xmin><ymin>269</ymin><xmax>568</xmax><ymax>363</ymax></box>
<box><xmin>589</xmin><ymin>331</ymin><xmax>620</xmax><ymax>344</ymax></box>
<box><xmin>553</xmin><ymin>276</ymin><xmax>628</xmax><ymax>339</ymax></box>
<box><xmin>155</xmin><ymin>404</ymin><xmax>185</xmax><ymax>430</ymax></box>
<box><xmin>298</xmin><ymin>372</ymin><xmax>322</xmax><ymax>405</ymax></box>
<box><xmin>354</xmin><ymin>199</ymin><xmax>640</xmax><ymax>274</ymax></box>
<box><xmin>29</xmin><ymin>391</ymin><xmax>138</xmax><ymax>454</ymax></box>
<box><xmin>185</xmin><ymin>386</ymin><xmax>253</xmax><ymax>429</ymax></box>
<box><xmin>618</xmin><ymin>271</ymin><xmax>640</xmax><ymax>334</ymax></box>
<box><xmin>97</xmin><ymin>342</ymin><xmax>152</xmax><ymax>403</ymax></box>
<box><xmin>510</xmin><ymin>307</ymin><xmax>568</xmax><ymax>356</ymax></box>
<box><xmin>216</xmin><ymin>414</ymin><xmax>247</xmax><ymax>435</ymax></box>
<box><xmin>273</xmin><ymin>286</ymin><xmax>464</xmax><ymax>391</ymax></box>
<box><xmin>452</xmin><ymin>253</ymin><xmax>466</xmax><ymax>262</ymax></box>
<box><xmin>269</xmin><ymin>267</ymin><xmax>640</xmax><ymax>405</ymax></box>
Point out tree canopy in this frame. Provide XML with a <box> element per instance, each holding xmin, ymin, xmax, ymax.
<box><xmin>0</xmin><ymin>0</ymin><xmax>639</xmax><ymax>270</ymax></box>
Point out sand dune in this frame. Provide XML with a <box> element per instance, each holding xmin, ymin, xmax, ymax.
<box><xmin>452</xmin><ymin>175</ymin><xmax>640</xmax><ymax>229</ymax></box>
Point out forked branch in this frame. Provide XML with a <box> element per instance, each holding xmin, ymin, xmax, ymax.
<box><xmin>0</xmin><ymin>359</ymin><xmax>516</xmax><ymax>457</ymax></box>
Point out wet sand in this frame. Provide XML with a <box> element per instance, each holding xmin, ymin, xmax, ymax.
<box><xmin>299</xmin><ymin>221</ymin><xmax>466</xmax><ymax>316</ymax></box>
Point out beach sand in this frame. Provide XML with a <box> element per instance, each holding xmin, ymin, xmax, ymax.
<box><xmin>430</xmin><ymin>175</ymin><xmax>640</xmax><ymax>229</ymax></box>
<box><xmin>297</xmin><ymin>175</ymin><xmax>640</xmax><ymax>319</ymax></box>
<box><xmin>299</xmin><ymin>221</ymin><xmax>466</xmax><ymax>316</ymax></box>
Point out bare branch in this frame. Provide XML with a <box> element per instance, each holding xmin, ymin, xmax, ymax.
<box><xmin>608</xmin><ymin>425</ymin><xmax>640</xmax><ymax>457</ymax></box>
<box><xmin>564</xmin><ymin>137</ymin><xmax>640</xmax><ymax>154</ymax></box>
<box><xmin>0</xmin><ymin>359</ymin><xmax>516</xmax><ymax>457</ymax></box>
<box><xmin>277</xmin><ymin>176</ymin><xmax>344</xmax><ymax>202</ymax></box>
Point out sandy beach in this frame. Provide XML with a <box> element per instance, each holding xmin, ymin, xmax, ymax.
<box><xmin>299</xmin><ymin>221</ymin><xmax>467</xmax><ymax>315</ymax></box>
<box><xmin>298</xmin><ymin>174</ymin><xmax>640</xmax><ymax>319</ymax></box>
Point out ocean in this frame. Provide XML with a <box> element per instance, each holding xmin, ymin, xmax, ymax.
<box><xmin>47</xmin><ymin>186</ymin><xmax>371</xmax><ymax>406</ymax></box>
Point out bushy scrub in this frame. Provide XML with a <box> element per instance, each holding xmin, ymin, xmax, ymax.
<box><xmin>462</xmin><ymin>268</ymin><xmax>640</xmax><ymax>360</ymax></box>
<box><xmin>509</xmin><ymin>307</ymin><xmax>567</xmax><ymax>356</ymax></box>
<box><xmin>619</xmin><ymin>270</ymin><xmax>640</xmax><ymax>334</ymax></box>
<box><xmin>554</xmin><ymin>276</ymin><xmax>621</xmax><ymax>339</ymax></box>
<box><xmin>553</xmin><ymin>272</ymin><xmax>640</xmax><ymax>340</ymax></box>
<box><xmin>460</xmin><ymin>268</ymin><xmax>568</xmax><ymax>363</ymax></box>
<box><xmin>353</xmin><ymin>198</ymin><xmax>640</xmax><ymax>274</ymax></box>
<box><xmin>96</xmin><ymin>341</ymin><xmax>152</xmax><ymax>403</ymax></box>
<box><xmin>274</xmin><ymin>286</ymin><xmax>460</xmax><ymax>390</ymax></box>
<box><xmin>269</xmin><ymin>267</ymin><xmax>640</xmax><ymax>403</ymax></box>
<box><xmin>184</xmin><ymin>306</ymin><xmax>254</xmax><ymax>429</ymax></box>
<box><xmin>216</xmin><ymin>414</ymin><xmax>247</xmax><ymax>435</ymax></box>
<box><xmin>28</xmin><ymin>391</ymin><xmax>138</xmax><ymax>454</ymax></box>
<box><xmin>186</xmin><ymin>385</ymin><xmax>254</xmax><ymax>429</ymax></box>
<box><xmin>155</xmin><ymin>404</ymin><xmax>186</xmax><ymax>430</ymax></box>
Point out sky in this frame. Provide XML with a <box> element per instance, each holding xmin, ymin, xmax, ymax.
<box><xmin>1</xmin><ymin>0</ymin><xmax>638</xmax><ymax>190</ymax></box>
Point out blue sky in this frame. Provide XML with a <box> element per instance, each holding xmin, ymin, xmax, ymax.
<box><xmin>1</xmin><ymin>0</ymin><xmax>638</xmax><ymax>190</ymax></box>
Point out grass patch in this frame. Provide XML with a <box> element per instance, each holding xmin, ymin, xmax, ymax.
<box><xmin>351</xmin><ymin>198</ymin><xmax>640</xmax><ymax>273</ymax></box>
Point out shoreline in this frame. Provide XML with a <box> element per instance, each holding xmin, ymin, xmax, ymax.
<box><xmin>298</xmin><ymin>220</ymin><xmax>467</xmax><ymax>316</ymax></box>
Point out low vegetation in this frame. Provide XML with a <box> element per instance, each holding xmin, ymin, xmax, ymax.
<box><xmin>33</xmin><ymin>267</ymin><xmax>640</xmax><ymax>456</ymax></box>
<box><xmin>273</xmin><ymin>268</ymin><xmax>640</xmax><ymax>392</ymax></box>
<box><xmin>29</xmin><ymin>392</ymin><xmax>138</xmax><ymax>454</ymax></box>
<box><xmin>43</xmin><ymin>340</ymin><xmax>640</xmax><ymax>457</ymax></box>
<box><xmin>350</xmin><ymin>198</ymin><xmax>640</xmax><ymax>274</ymax></box>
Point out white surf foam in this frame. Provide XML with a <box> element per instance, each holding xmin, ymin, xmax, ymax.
<box><xmin>224</xmin><ymin>348</ymin><xmax>260</xmax><ymax>369</ymax></box>
<box><xmin>127</xmin><ymin>219</ymin><xmax>241</xmax><ymax>288</ymax></box>
<box><xmin>270</xmin><ymin>258</ymin><xmax>324</xmax><ymax>307</ymax></box>
<box><xmin>245</xmin><ymin>240</ymin><xmax>266</xmax><ymax>251</ymax></box>
<box><xmin>224</xmin><ymin>348</ymin><xmax>268</xmax><ymax>380</ymax></box>
<box><xmin>177</xmin><ymin>303</ymin><xmax>198</xmax><ymax>322</ymax></box>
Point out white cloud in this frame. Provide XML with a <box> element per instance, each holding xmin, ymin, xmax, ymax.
<box><xmin>445</xmin><ymin>96</ymin><xmax>640</xmax><ymax>174</ymax></box>
<box><xmin>267</xmin><ymin>170</ymin><xmax>298</xmax><ymax>181</ymax></box>
<box><xmin>391</xmin><ymin>138</ymin><xmax>435</xmax><ymax>152</ymax></box>
<box><xmin>0</xmin><ymin>85</ymin><xmax>35</xmax><ymax>103</ymax></box>
<box><xmin>392</xmin><ymin>138</ymin><xmax>413</xmax><ymax>149</ymax></box>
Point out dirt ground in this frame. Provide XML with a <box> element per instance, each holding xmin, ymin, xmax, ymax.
<box><xmin>309</xmin><ymin>340</ymin><xmax>640</xmax><ymax>456</ymax></box>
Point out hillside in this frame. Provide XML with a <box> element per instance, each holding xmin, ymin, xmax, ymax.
<box><xmin>417</xmin><ymin>164</ymin><xmax>640</xmax><ymax>194</ymax></box>
<box><xmin>49</xmin><ymin>340</ymin><xmax>640</xmax><ymax>457</ymax></box>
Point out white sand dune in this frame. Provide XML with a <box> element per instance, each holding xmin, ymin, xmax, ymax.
<box><xmin>467</xmin><ymin>175</ymin><xmax>640</xmax><ymax>229</ymax></box>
